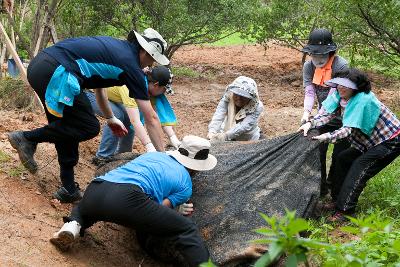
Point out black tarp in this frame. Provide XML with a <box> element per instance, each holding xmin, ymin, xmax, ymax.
<box><xmin>95</xmin><ymin>131</ymin><xmax>321</xmax><ymax>266</ymax></box>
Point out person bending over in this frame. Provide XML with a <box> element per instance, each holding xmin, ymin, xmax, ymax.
<box><xmin>86</xmin><ymin>66</ymin><xmax>181</xmax><ymax>165</ymax></box>
<box><xmin>50</xmin><ymin>135</ymin><xmax>217</xmax><ymax>266</ymax></box>
<box><xmin>299</xmin><ymin>68</ymin><xmax>400</xmax><ymax>222</ymax></box>
<box><xmin>7</xmin><ymin>28</ymin><xmax>168</xmax><ymax>203</ymax></box>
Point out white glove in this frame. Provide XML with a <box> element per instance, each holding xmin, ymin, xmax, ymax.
<box><xmin>177</xmin><ymin>202</ymin><xmax>194</xmax><ymax>216</ymax></box>
<box><xmin>212</xmin><ymin>132</ymin><xmax>227</xmax><ymax>141</ymax></box>
<box><xmin>301</xmin><ymin>110</ymin><xmax>311</xmax><ymax>124</ymax></box>
<box><xmin>107</xmin><ymin>116</ymin><xmax>128</xmax><ymax>137</ymax></box>
<box><xmin>169</xmin><ymin>135</ymin><xmax>181</xmax><ymax>149</ymax></box>
<box><xmin>312</xmin><ymin>133</ymin><xmax>331</xmax><ymax>142</ymax></box>
<box><xmin>297</xmin><ymin>122</ymin><xmax>312</xmax><ymax>136</ymax></box>
<box><xmin>207</xmin><ymin>132</ymin><xmax>217</xmax><ymax>140</ymax></box>
<box><xmin>142</xmin><ymin>66</ymin><xmax>151</xmax><ymax>75</ymax></box>
<box><xmin>145</xmin><ymin>142</ymin><xmax>156</xmax><ymax>152</ymax></box>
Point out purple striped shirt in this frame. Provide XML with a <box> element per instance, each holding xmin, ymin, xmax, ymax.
<box><xmin>312</xmin><ymin>102</ymin><xmax>400</xmax><ymax>152</ymax></box>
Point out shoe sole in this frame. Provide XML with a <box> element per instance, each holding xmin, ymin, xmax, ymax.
<box><xmin>50</xmin><ymin>231</ymin><xmax>75</xmax><ymax>251</ymax></box>
<box><xmin>8</xmin><ymin>133</ymin><xmax>38</xmax><ymax>174</ymax></box>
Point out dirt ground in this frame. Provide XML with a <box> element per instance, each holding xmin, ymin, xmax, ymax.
<box><xmin>0</xmin><ymin>44</ymin><xmax>398</xmax><ymax>266</ymax></box>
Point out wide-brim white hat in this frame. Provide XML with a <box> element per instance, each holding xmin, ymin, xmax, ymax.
<box><xmin>134</xmin><ymin>28</ymin><xmax>170</xmax><ymax>66</ymax></box>
<box><xmin>167</xmin><ymin>135</ymin><xmax>217</xmax><ymax>171</ymax></box>
<box><xmin>325</xmin><ymin>77</ymin><xmax>358</xmax><ymax>90</ymax></box>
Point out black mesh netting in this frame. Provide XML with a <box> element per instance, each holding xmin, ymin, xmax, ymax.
<box><xmin>95</xmin><ymin>131</ymin><xmax>321</xmax><ymax>266</ymax></box>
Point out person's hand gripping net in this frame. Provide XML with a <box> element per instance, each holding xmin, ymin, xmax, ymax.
<box><xmin>107</xmin><ymin>116</ymin><xmax>128</xmax><ymax>137</ymax></box>
<box><xmin>177</xmin><ymin>202</ymin><xmax>194</xmax><ymax>216</ymax></box>
<box><xmin>297</xmin><ymin>121</ymin><xmax>312</xmax><ymax>136</ymax></box>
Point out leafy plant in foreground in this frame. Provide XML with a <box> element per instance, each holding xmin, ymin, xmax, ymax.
<box><xmin>252</xmin><ymin>209</ymin><xmax>331</xmax><ymax>267</ymax></box>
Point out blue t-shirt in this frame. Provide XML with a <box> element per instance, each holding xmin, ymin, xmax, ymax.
<box><xmin>43</xmin><ymin>36</ymin><xmax>149</xmax><ymax>100</ymax></box>
<box><xmin>96</xmin><ymin>152</ymin><xmax>192</xmax><ymax>208</ymax></box>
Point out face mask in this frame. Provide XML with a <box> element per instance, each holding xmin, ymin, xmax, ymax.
<box><xmin>311</xmin><ymin>54</ymin><xmax>329</xmax><ymax>68</ymax></box>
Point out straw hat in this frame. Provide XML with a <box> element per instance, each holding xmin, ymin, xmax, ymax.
<box><xmin>167</xmin><ymin>135</ymin><xmax>217</xmax><ymax>171</ymax></box>
<box><xmin>134</xmin><ymin>28</ymin><xmax>169</xmax><ymax>65</ymax></box>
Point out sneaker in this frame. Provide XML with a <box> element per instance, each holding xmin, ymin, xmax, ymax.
<box><xmin>50</xmin><ymin>221</ymin><xmax>81</xmax><ymax>251</ymax></box>
<box><xmin>8</xmin><ymin>131</ymin><xmax>38</xmax><ymax>174</ymax></box>
<box><xmin>53</xmin><ymin>185</ymin><xmax>83</xmax><ymax>203</ymax></box>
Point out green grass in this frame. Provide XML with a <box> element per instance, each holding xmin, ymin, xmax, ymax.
<box><xmin>209</xmin><ymin>32</ymin><xmax>255</xmax><ymax>46</ymax></box>
<box><xmin>8</xmin><ymin>164</ymin><xmax>26</xmax><ymax>177</ymax></box>
<box><xmin>358</xmin><ymin>156</ymin><xmax>400</xmax><ymax>218</ymax></box>
<box><xmin>0</xmin><ymin>149</ymin><xmax>11</xmax><ymax>163</ymax></box>
<box><xmin>171</xmin><ymin>66</ymin><xmax>201</xmax><ymax>78</ymax></box>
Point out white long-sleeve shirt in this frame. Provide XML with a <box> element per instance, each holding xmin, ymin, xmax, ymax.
<box><xmin>208</xmin><ymin>96</ymin><xmax>264</xmax><ymax>141</ymax></box>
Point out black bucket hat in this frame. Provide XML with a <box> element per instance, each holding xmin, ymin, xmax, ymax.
<box><xmin>302</xmin><ymin>29</ymin><xmax>337</xmax><ymax>55</ymax></box>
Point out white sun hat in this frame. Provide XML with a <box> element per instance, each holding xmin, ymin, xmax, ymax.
<box><xmin>134</xmin><ymin>28</ymin><xmax>170</xmax><ymax>65</ymax></box>
<box><xmin>325</xmin><ymin>77</ymin><xmax>358</xmax><ymax>90</ymax></box>
<box><xmin>166</xmin><ymin>135</ymin><xmax>217</xmax><ymax>171</ymax></box>
<box><xmin>227</xmin><ymin>76</ymin><xmax>258</xmax><ymax>99</ymax></box>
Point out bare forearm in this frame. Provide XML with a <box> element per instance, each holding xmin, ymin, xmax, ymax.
<box><xmin>146</xmin><ymin>117</ymin><xmax>165</xmax><ymax>151</ymax></box>
<box><xmin>136</xmin><ymin>99</ymin><xmax>165</xmax><ymax>151</ymax></box>
<box><xmin>95</xmin><ymin>88</ymin><xmax>113</xmax><ymax>118</ymax></box>
<box><xmin>126</xmin><ymin>107</ymin><xmax>152</xmax><ymax>146</ymax></box>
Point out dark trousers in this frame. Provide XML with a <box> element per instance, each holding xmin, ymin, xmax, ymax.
<box><xmin>25</xmin><ymin>52</ymin><xmax>100</xmax><ymax>189</ymax></box>
<box><xmin>332</xmin><ymin>135</ymin><xmax>400</xmax><ymax>212</ymax></box>
<box><xmin>317</xmin><ymin>124</ymin><xmax>350</xmax><ymax>196</ymax></box>
<box><xmin>67</xmin><ymin>180</ymin><xmax>210</xmax><ymax>267</ymax></box>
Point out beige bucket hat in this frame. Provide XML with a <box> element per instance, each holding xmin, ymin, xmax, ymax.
<box><xmin>167</xmin><ymin>135</ymin><xmax>217</xmax><ymax>171</ymax></box>
<box><xmin>134</xmin><ymin>28</ymin><xmax>169</xmax><ymax>65</ymax></box>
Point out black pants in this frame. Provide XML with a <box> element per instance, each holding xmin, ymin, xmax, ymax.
<box><xmin>317</xmin><ymin>124</ymin><xmax>350</xmax><ymax>196</ymax></box>
<box><xmin>332</xmin><ymin>135</ymin><xmax>400</xmax><ymax>212</ymax></box>
<box><xmin>25</xmin><ymin>52</ymin><xmax>100</xmax><ymax>189</ymax></box>
<box><xmin>66</xmin><ymin>179</ymin><xmax>210</xmax><ymax>267</ymax></box>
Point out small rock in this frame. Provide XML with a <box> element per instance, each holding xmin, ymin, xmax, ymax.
<box><xmin>35</xmin><ymin>191</ymin><xmax>42</xmax><ymax>195</ymax></box>
<box><xmin>22</xmin><ymin>114</ymin><xmax>34</xmax><ymax>122</ymax></box>
<box><xmin>290</xmin><ymin>80</ymin><xmax>301</xmax><ymax>87</ymax></box>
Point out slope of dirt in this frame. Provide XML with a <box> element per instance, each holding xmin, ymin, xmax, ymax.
<box><xmin>0</xmin><ymin>44</ymin><xmax>398</xmax><ymax>266</ymax></box>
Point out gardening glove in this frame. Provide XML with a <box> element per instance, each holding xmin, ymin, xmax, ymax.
<box><xmin>169</xmin><ymin>135</ymin><xmax>181</xmax><ymax>149</ymax></box>
<box><xmin>297</xmin><ymin>122</ymin><xmax>312</xmax><ymax>136</ymax></box>
<box><xmin>145</xmin><ymin>143</ymin><xmax>157</xmax><ymax>152</ymax></box>
<box><xmin>312</xmin><ymin>133</ymin><xmax>331</xmax><ymax>143</ymax></box>
<box><xmin>107</xmin><ymin>116</ymin><xmax>128</xmax><ymax>137</ymax></box>
<box><xmin>300</xmin><ymin>110</ymin><xmax>311</xmax><ymax>125</ymax></box>
<box><xmin>212</xmin><ymin>132</ymin><xmax>227</xmax><ymax>141</ymax></box>
<box><xmin>142</xmin><ymin>66</ymin><xmax>152</xmax><ymax>75</ymax></box>
<box><xmin>207</xmin><ymin>132</ymin><xmax>217</xmax><ymax>140</ymax></box>
<box><xmin>177</xmin><ymin>202</ymin><xmax>194</xmax><ymax>216</ymax></box>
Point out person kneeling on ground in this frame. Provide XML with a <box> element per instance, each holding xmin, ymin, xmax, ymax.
<box><xmin>50</xmin><ymin>135</ymin><xmax>217</xmax><ymax>266</ymax></box>
<box><xmin>298</xmin><ymin>68</ymin><xmax>400</xmax><ymax>222</ymax></box>
<box><xmin>207</xmin><ymin>76</ymin><xmax>264</xmax><ymax>141</ymax></box>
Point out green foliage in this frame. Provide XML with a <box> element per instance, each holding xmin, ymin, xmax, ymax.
<box><xmin>210</xmin><ymin>32</ymin><xmax>255</xmax><ymax>46</ymax></box>
<box><xmin>254</xmin><ymin>210</ymin><xmax>400</xmax><ymax>266</ymax></box>
<box><xmin>253</xmin><ymin>209</ymin><xmax>330</xmax><ymax>266</ymax></box>
<box><xmin>249</xmin><ymin>0</ymin><xmax>400</xmax><ymax>78</ymax></box>
<box><xmin>0</xmin><ymin>149</ymin><xmax>11</xmax><ymax>163</ymax></box>
<box><xmin>8</xmin><ymin>164</ymin><xmax>26</xmax><ymax>177</ymax></box>
<box><xmin>199</xmin><ymin>259</ymin><xmax>217</xmax><ymax>267</ymax></box>
<box><xmin>171</xmin><ymin>66</ymin><xmax>201</xmax><ymax>78</ymax></box>
<box><xmin>83</xmin><ymin>0</ymin><xmax>261</xmax><ymax>58</ymax></box>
